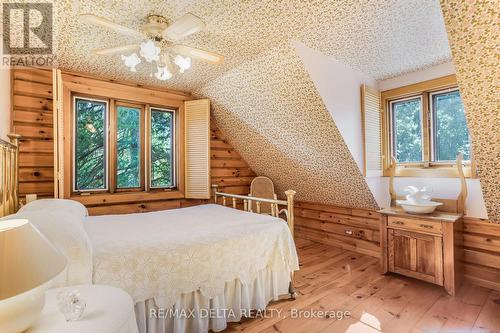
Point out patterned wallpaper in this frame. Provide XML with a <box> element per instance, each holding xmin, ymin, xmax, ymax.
<box><xmin>440</xmin><ymin>1</ymin><xmax>500</xmax><ymax>223</ymax></box>
<box><xmin>195</xmin><ymin>43</ymin><xmax>379</xmax><ymax>209</ymax></box>
<box><xmin>50</xmin><ymin>0</ymin><xmax>451</xmax><ymax>90</ymax></box>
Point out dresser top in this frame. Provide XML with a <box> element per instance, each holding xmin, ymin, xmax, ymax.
<box><xmin>378</xmin><ymin>206</ymin><xmax>463</xmax><ymax>223</ymax></box>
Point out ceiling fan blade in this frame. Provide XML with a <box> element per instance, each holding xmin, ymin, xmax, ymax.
<box><xmin>80</xmin><ymin>14</ymin><xmax>144</xmax><ymax>39</ymax></box>
<box><xmin>163</xmin><ymin>13</ymin><xmax>205</xmax><ymax>41</ymax></box>
<box><xmin>92</xmin><ymin>44</ymin><xmax>139</xmax><ymax>55</ymax></box>
<box><xmin>172</xmin><ymin>45</ymin><xmax>224</xmax><ymax>64</ymax></box>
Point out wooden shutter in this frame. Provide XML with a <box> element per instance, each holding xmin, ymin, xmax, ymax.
<box><xmin>184</xmin><ymin>99</ymin><xmax>211</xmax><ymax>198</ymax></box>
<box><xmin>361</xmin><ymin>84</ymin><xmax>382</xmax><ymax>176</ymax></box>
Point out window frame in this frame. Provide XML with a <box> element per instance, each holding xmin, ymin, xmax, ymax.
<box><xmin>148</xmin><ymin>106</ymin><xmax>177</xmax><ymax>190</ymax></box>
<box><xmin>429</xmin><ymin>88</ymin><xmax>471</xmax><ymax>163</ymax></box>
<box><xmin>71</xmin><ymin>94</ymin><xmax>180</xmax><ymax>196</ymax></box>
<box><xmin>72</xmin><ymin>95</ymin><xmax>110</xmax><ymax>193</ymax></box>
<box><xmin>381</xmin><ymin>75</ymin><xmax>475</xmax><ymax>178</ymax></box>
<box><xmin>389</xmin><ymin>95</ymin><xmax>424</xmax><ymax>164</ymax></box>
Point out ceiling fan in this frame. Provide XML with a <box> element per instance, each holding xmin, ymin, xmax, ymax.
<box><xmin>80</xmin><ymin>13</ymin><xmax>224</xmax><ymax>80</ymax></box>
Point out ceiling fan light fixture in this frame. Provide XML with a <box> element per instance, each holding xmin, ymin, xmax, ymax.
<box><xmin>155</xmin><ymin>65</ymin><xmax>173</xmax><ymax>81</ymax></box>
<box><xmin>121</xmin><ymin>53</ymin><xmax>141</xmax><ymax>72</ymax></box>
<box><xmin>85</xmin><ymin>12</ymin><xmax>223</xmax><ymax>80</ymax></box>
<box><xmin>174</xmin><ymin>55</ymin><xmax>191</xmax><ymax>73</ymax></box>
<box><xmin>140</xmin><ymin>40</ymin><xmax>160</xmax><ymax>62</ymax></box>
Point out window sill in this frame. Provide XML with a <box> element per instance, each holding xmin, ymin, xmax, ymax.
<box><xmin>383</xmin><ymin>165</ymin><xmax>473</xmax><ymax>178</ymax></box>
<box><xmin>69</xmin><ymin>190</ymin><xmax>185</xmax><ymax>206</ymax></box>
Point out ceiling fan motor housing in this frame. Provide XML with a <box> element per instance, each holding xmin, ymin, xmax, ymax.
<box><xmin>143</xmin><ymin>14</ymin><xmax>169</xmax><ymax>39</ymax></box>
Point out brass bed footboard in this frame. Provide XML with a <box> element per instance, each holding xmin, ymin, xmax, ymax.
<box><xmin>0</xmin><ymin>134</ymin><xmax>21</xmax><ymax>217</ymax></box>
<box><xmin>211</xmin><ymin>184</ymin><xmax>298</xmax><ymax>299</ymax></box>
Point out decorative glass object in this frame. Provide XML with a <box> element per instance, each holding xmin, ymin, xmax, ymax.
<box><xmin>56</xmin><ymin>289</ymin><xmax>86</xmax><ymax>321</ymax></box>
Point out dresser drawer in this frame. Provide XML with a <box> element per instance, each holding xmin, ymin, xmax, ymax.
<box><xmin>387</xmin><ymin>216</ymin><xmax>442</xmax><ymax>234</ymax></box>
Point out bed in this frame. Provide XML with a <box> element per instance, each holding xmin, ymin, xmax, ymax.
<box><xmin>3</xmin><ymin>199</ymin><xmax>299</xmax><ymax>333</ymax></box>
<box><xmin>0</xmin><ymin>137</ymin><xmax>299</xmax><ymax>333</ymax></box>
<box><xmin>87</xmin><ymin>204</ymin><xmax>299</xmax><ymax>332</ymax></box>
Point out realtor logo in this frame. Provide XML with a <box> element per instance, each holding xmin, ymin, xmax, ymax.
<box><xmin>3</xmin><ymin>2</ymin><xmax>52</xmax><ymax>54</ymax></box>
<box><xmin>1</xmin><ymin>2</ymin><xmax>55</xmax><ymax>67</ymax></box>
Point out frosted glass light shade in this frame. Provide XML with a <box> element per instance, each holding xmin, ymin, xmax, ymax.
<box><xmin>0</xmin><ymin>219</ymin><xmax>66</xmax><ymax>333</ymax></box>
<box><xmin>139</xmin><ymin>40</ymin><xmax>160</xmax><ymax>63</ymax></box>
<box><xmin>155</xmin><ymin>65</ymin><xmax>172</xmax><ymax>81</ymax></box>
<box><xmin>173</xmin><ymin>55</ymin><xmax>191</xmax><ymax>73</ymax></box>
<box><xmin>121</xmin><ymin>53</ymin><xmax>141</xmax><ymax>72</ymax></box>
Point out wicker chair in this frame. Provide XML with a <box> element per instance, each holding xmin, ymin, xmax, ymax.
<box><xmin>249</xmin><ymin>176</ymin><xmax>277</xmax><ymax>215</ymax></box>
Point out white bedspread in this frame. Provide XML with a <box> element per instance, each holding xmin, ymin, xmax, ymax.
<box><xmin>83</xmin><ymin>204</ymin><xmax>299</xmax><ymax>309</ymax></box>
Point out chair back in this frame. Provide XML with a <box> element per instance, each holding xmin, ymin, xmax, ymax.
<box><xmin>250</xmin><ymin>176</ymin><xmax>276</xmax><ymax>214</ymax></box>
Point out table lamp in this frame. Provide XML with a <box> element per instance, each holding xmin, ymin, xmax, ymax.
<box><xmin>0</xmin><ymin>219</ymin><xmax>66</xmax><ymax>333</ymax></box>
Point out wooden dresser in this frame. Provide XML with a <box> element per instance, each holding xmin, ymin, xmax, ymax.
<box><xmin>379</xmin><ymin>207</ymin><xmax>464</xmax><ymax>295</ymax></box>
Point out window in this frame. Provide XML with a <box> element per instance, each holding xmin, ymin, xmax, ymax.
<box><xmin>382</xmin><ymin>76</ymin><xmax>474</xmax><ymax>177</ymax></box>
<box><xmin>74</xmin><ymin>97</ymin><xmax>108</xmax><ymax>191</ymax></box>
<box><xmin>431</xmin><ymin>90</ymin><xmax>470</xmax><ymax>161</ymax></box>
<box><xmin>390</xmin><ymin>97</ymin><xmax>423</xmax><ymax>163</ymax></box>
<box><xmin>150</xmin><ymin>108</ymin><xmax>175</xmax><ymax>189</ymax></box>
<box><xmin>73</xmin><ymin>97</ymin><xmax>176</xmax><ymax>193</ymax></box>
<box><xmin>116</xmin><ymin>105</ymin><xmax>142</xmax><ymax>189</ymax></box>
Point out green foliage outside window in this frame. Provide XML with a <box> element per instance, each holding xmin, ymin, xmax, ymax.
<box><xmin>432</xmin><ymin>91</ymin><xmax>470</xmax><ymax>161</ymax></box>
<box><xmin>116</xmin><ymin>106</ymin><xmax>141</xmax><ymax>188</ymax></box>
<box><xmin>75</xmin><ymin>98</ymin><xmax>106</xmax><ymax>190</ymax></box>
<box><xmin>74</xmin><ymin>100</ymin><xmax>174</xmax><ymax>191</ymax></box>
<box><xmin>150</xmin><ymin>110</ymin><xmax>173</xmax><ymax>188</ymax></box>
<box><xmin>392</xmin><ymin>98</ymin><xmax>423</xmax><ymax>163</ymax></box>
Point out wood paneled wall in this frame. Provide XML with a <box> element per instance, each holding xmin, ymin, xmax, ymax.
<box><xmin>210</xmin><ymin>124</ymin><xmax>255</xmax><ymax>196</ymax></box>
<box><xmin>11</xmin><ymin>68</ymin><xmax>54</xmax><ymax>198</ymax></box>
<box><xmin>463</xmin><ymin>217</ymin><xmax>500</xmax><ymax>291</ymax></box>
<box><xmin>294</xmin><ymin>201</ymin><xmax>500</xmax><ymax>292</ymax></box>
<box><xmin>294</xmin><ymin>201</ymin><xmax>381</xmax><ymax>258</ymax></box>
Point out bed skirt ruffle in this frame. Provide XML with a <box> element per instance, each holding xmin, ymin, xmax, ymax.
<box><xmin>134</xmin><ymin>265</ymin><xmax>291</xmax><ymax>333</ymax></box>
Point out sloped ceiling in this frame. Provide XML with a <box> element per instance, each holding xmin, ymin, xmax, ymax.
<box><xmin>440</xmin><ymin>1</ymin><xmax>500</xmax><ymax>223</ymax></box>
<box><xmin>195</xmin><ymin>43</ymin><xmax>378</xmax><ymax>208</ymax></box>
<box><xmin>51</xmin><ymin>0</ymin><xmax>455</xmax><ymax>208</ymax></box>
<box><xmin>53</xmin><ymin>0</ymin><xmax>451</xmax><ymax>90</ymax></box>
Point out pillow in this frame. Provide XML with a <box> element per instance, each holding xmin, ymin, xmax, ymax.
<box><xmin>19</xmin><ymin>199</ymin><xmax>89</xmax><ymax>218</ymax></box>
<box><xmin>1</xmin><ymin>207</ymin><xmax>93</xmax><ymax>287</ymax></box>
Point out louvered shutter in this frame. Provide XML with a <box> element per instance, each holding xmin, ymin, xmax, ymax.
<box><xmin>361</xmin><ymin>85</ymin><xmax>382</xmax><ymax>176</ymax></box>
<box><xmin>184</xmin><ymin>99</ymin><xmax>211</xmax><ymax>198</ymax></box>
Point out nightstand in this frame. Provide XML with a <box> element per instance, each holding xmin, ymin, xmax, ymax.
<box><xmin>27</xmin><ymin>284</ymin><xmax>138</xmax><ymax>333</ymax></box>
<box><xmin>379</xmin><ymin>207</ymin><xmax>464</xmax><ymax>295</ymax></box>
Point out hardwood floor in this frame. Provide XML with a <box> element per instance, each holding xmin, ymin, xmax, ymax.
<box><xmin>225</xmin><ymin>238</ymin><xmax>500</xmax><ymax>333</ymax></box>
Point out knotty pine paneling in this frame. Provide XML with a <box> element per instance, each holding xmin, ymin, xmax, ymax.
<box><xmin>463</xmin><ymin>217</ymin><xmax>500</xmax><ymax>291</ymax></box>
<box><xmin>293</xmin><ymin>203</ymin><xmax>500</xmax><ymax>292</ymax></box>
<box><xmin>294</xmin><ymin>201</ymin><xmax>382</xmax><ymax>258</ymax></box>
<box><xmin>210</xmin><ymin>125</ymin><xmax>255</xmax><ymax>196</ymax></box>
<box><xmin>11</xmin><ymin>68</ymin><xmax>54</xmax><ymax>198</ymax></box>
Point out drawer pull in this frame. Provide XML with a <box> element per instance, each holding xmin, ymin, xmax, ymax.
<box><xmin>393</xmin><ymin>221</ymin><xmax>404</xmax><ymax>225</ymax></box>
<box><xmin>420</xmin><ymin>224</ymin><xmax>434</xmax><ymax>229</ymax></box>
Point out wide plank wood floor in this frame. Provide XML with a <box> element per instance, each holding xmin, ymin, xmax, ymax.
<box><xmin>224</xmin><ymin>238</ymin><xmax>500</xmax><ymax>333</ymax></box>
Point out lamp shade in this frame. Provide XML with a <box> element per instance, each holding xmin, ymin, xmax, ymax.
<box><xmin>0</xmin><ymin>219</ymin><xmax>66</xmax><ymax>301</ymax></box>
<box><xmin>0</xmin><ymin>219</ymin><xmax>66</xmax><ymax>333</ymax></box>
